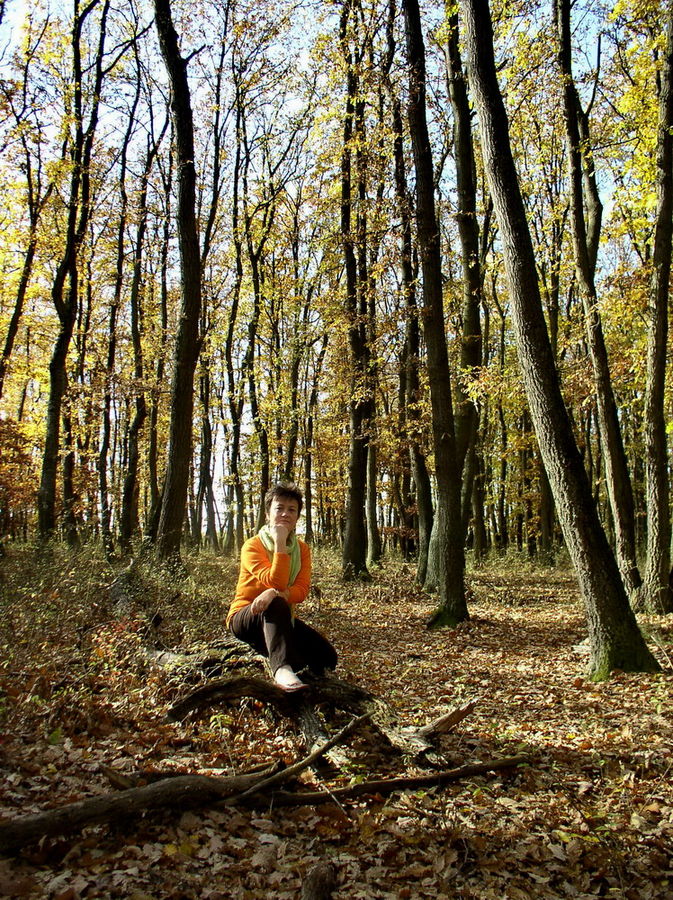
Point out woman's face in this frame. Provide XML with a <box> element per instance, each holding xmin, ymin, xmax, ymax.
<box><xmin>267</xmin><ymin>496</ymin><xmax>300</xmax><ymax>533</ymax></box>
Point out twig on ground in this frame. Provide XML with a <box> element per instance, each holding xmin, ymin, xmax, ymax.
<box><xmin>261</xmin><ymin>754</ymin><xmax>531</xmax><ymax>807</ymax></box>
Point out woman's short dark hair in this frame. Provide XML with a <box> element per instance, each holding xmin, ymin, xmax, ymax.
<box><xmin>264</xmin><ymin>482</ymin><xmax>303</xmax><ymax>515</ymax></box>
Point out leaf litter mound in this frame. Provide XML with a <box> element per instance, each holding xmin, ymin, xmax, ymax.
<box><xmin>1</xmin><ymin>547</ymin><xmax>672</xmax><ymax>899</ymax></box>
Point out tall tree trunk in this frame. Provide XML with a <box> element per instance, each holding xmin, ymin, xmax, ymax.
<box><xmin>403</xmin><ymin>0</ymin><xmax>467</xmax><ymax>625</ymax></box>
<box><xmin>460</xmin><ymin>0</ymin><xmax>658</xmax><ymax>677</ymax></box>
<box><xmin>642</xmin><ymin>4</ymin><xmax>673</xmax><ymax>614</ymax></box>
<box><xmin>154</xmin><ymin>0</ymin><xmax>203</xmax><ymax>558</ymax></box>
<box><xmin>101</xmin><ymin>64</ymin><xmax>141</xmax><ymax>556</ymax></box>
<box><xmin>120</xmin><ymin>118</ymin><xmax>167</xmax><ymax>553</ymax></box>
<box><xmin>493</xmin><ymin>288</ymin><xmax>509</xmax><ymax>552</ymax></box>
<box><xmin>244</xmin><ymin>251</ymin><xmax>270</xmax><ymax>532</ymax></box>
<box><xmin>0</xmin><ymin>220</ymin><xmax>49</xmax><ymax>403</ymax></box>
<box><xmin>383</xmin><ymin>0</ymin><xmax>433</xmax><ymax>582</ymax></box>
<box><xmin>471</xmin><ymin>448</ymin><xmax>488</xmax><ymax>561</ymax></box>
<box><xmin>444</xmin><ymin>9</ymin><xmax>483</xmax><ymax>500</ymax></box>
<box><xmin>146</xmin><ymin>163</ymin><xmax>171</xmax><ymax>543</ymax></box>
<box><xmin>226</xmin><ymin>98</ymin><xmax>246</xmax><ymax>551</ymax></box>
<box><xmin>145</xmin><ymin>145</ymin><xmax>174</xmax><ymax>544</ymax></box>
<box><xmin>555</xmin><ymin>0</ymin><xmax>640</xmax><ymax>597</ymax></box>
<box><xmin>340</xmin><ymin>0</ymin><xmax>371</xmax><ymax>580</ymax></box>
<box><xmin>366</xmin><ymin>436</ymin><xmax>382</xmax><ymax>567</ymax></box>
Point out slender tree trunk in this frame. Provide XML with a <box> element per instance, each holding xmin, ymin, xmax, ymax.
<box><xmin>303</xmin><ymin>334</ymin><xmax>328</xmax><ymax>546</ymax></box>
<box><xmin>226</xmin><ymin>100</ymin><xmax>246</xmax><ymax>551</ymax></box>
<box><xmin>146</xmin><ymin>213</ymin><xmax>170</xmax><ymax>542</ymax></box>
<box><xmin>38</xmin><ymin>0</ymin><xmax>110</xmax><ymax>540</ymax></box>
<box><xmin>404</xmin><ymin>0</ymin><xmax>467</xmax><ymax>625</ymax></box>
<box><xmin>154</xmin><ymin>0</ymin><xmax>203</xmax><ymax>558</ymax></box>
<box><xmin>460</xmin><ymin>0</ymin><xmax>658</xmax><ymax>677</ymax></box>
<box><xmin>366</xmin><ymin>436</ymin><xmax>382</xmax><ymax>567</ymax></box>
<box><xmin>0</xmin><ymin>228</ymin><xmax>45</xmax><ymax>402</ymax></box>
<box><xmin>471</xmin><ymin>448</ymin><xmax>488</xmax><ymax>561</ymax></box>
<box><xmin>196</xmin><ymin>361</ymin><xmax>219</xmax><ymax>551</ymax></box>
<box><xmin>0</xmin><ymin>31</ymin><xmax>55</xmax><ymax>401</ymax></box>
<box><xmin>555</xmin><ymin>0</ymin><xmax>640</xmax><ymax>597</ymax></box>
<box><xmin>119</xmin><ymin>205</ymin><xmax>150</xmax><ymax>553</ymax></box>
<box><xmin>244</xmin><ymin>251</ymin><xmax>270</xmax><ymax>532</ymax></box>
<box><xmin>642</xmin><ymin>4</ymin><xmax>673</xmax><ymax>614</ymax></box>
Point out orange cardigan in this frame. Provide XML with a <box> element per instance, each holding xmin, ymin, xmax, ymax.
<box><xmin>226</xmin><ymin>535</ymin><xmax>312</xmax><ymax>626</ymax></box>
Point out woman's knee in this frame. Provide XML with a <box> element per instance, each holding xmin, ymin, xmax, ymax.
<box><xmin>264</xmin><ymin>594</ymin><xmax>292</xmax><ymax>620</ymax></box>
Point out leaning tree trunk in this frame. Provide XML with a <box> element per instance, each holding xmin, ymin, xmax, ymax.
<box><xmin>0</xmin><ymin>25</ymin><xmax>56</xmax><ymax>402</ymax></box>
<box><xmin>154</xmin><ymin>0</ymin><xmax>203</xmax><ymax>558</ymax></box>
<box><xmin>642</xmin><ymin>4</ymin><xmax>673</xmax><ymax>614</ymax></box>
<box><xmin>403</xmin><ymin>0</ymin><xmax>467</xmax><ymax>625</ymax></box>
<box><xmin>460</xmin><ymin>0</ymin><xmax>658</xmax><ymax>678</ymax></box>
<box><xmin>554</xmin><ymin>0</ymin><xmax>640</xmax><ymax>598</ymax></box>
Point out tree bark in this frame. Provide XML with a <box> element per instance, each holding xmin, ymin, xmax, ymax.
<box><xmin>225</xmin><ymin>95</ymin><xmax>246</xmax><ymax>551</ymax></box>
<box><xmin>154</xmin><ymin>0</ymin><xmax>203</xmax><ymax>558</ymax></box>
<box><xmin>460</xmin><ymin>0</ymin><xmax>659</xmax><ymax>678</ymax></box>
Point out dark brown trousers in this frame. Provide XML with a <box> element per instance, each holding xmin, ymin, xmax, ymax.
<box><xmin>229</xmin><ymin>595</ymin><xmax>337</xmax><ymax>676</ymax></box>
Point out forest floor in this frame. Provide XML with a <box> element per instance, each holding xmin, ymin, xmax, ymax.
<box><xmin>1</xmin><ymin>544</ymin><xmax>672</xmax><ymax>899</ymax></box>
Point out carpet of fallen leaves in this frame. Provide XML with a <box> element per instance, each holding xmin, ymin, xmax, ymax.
<box><xmin>1</xmin><ymin>545</ymin><xmax>673</xmax><ymax>899</ymax></box>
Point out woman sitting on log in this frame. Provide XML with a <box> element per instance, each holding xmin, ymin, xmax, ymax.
<box><xmin>226</xmin><ymin>482</ymin><xmax>337</xmax><ymax>691</ymax></box>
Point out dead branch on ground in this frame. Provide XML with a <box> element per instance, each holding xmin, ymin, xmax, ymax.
<box><xmin>0</xmin><ymin>714</ymin><xmax>529</xmax><ymax>857</ymax></box>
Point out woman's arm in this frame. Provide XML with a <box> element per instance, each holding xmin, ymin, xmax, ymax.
<box><xmin>243</xmin><ymin>538</ymin><xmax>292</xmax><ymax>593</ymax></box>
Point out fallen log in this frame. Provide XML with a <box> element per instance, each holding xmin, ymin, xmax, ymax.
<box><xmin>0</xmin><ymin>738</ymin><xmax>529</xmax><ymax>857</ymax></box>
<box><xmin>0</xmin><ymin>769</ymin><xmax>270</xmax><ymax>856</ymax></box>
<box><xmin>150</xmin><ymin>633</ymin><xmax>265</xmax><ymax>680</ymax></box>
<box><xmin>165</xmin><ymin>675</ymin><xmax>302</xmax><ymax>721</ymax></box>
<box><xmin>164</xmin><ymin>671</ymin><xmax>375</xmax><ymax>723</ymax></box>
<box><xmin>165</xmin><ymin>667</ymin><xmax>476</xmax><ymax>767</ymax></box>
